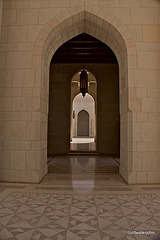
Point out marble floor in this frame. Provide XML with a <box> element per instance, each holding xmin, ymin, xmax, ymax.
<box><xmin>48</xmin><ymin>155</ymin><xmax>119</xmax><ymax>173</ymax></box>
<box><xmin>0</xmin><ymin>156</ymin><xmax>160</xmax><ymax>239</ymax></box>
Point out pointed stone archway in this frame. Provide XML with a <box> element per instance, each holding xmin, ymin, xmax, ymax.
<box><xmin>32</xmin><ymin>2</ymin><xmax>138</xmax><ymax>184</ymax></box>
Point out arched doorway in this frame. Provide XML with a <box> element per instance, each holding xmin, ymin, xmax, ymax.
<box><xmin>32</xmin><ymin>3</ymin><xmax>138</xmax><ymax>183</ymax></box>
<box><xmin>77</xmin><ymin>110</ymin><xmax>89</xmax><ymax>136</ymax></box>
<box><xmin>47</xmin><ymin>33</ymin><xmax>119</xmax><ymax>156</ymax></box>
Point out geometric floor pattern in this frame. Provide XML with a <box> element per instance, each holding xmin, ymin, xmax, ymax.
<box><xmin>0</xmin><ymin>191</ymin><xmax>160</xmax><ymax>239</ymax></box>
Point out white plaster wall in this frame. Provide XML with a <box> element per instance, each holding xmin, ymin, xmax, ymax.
<box><xmin>72</xmin><ymin>93</ymin><xmax>95</xmax><ymax>137</ymax></box>
<box><xmin>0</xmin><ymin>0</ymin><xmax>159</xmax><ymax>184</ymax></box>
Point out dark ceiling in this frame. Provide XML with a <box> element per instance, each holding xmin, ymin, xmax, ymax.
<box><xmin>51</xmin><ymin>33</ymin><xmax>117</xmax><ymax>64</ymax></box>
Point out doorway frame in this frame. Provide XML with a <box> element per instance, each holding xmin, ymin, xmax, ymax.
<box><xmin>32</xmin><ymin>2</ymin><xmax>138</xmax><ymax>184</ymax></box>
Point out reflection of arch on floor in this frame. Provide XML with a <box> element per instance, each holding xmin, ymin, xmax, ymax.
<box><xmin>32</xmin><ymin>2</ymin><xmax>138</xmax><ymax>183</ymax></box>
<box><xmin>77</xmin><ymin>110</ymin><xmax>89</xmax><ymax>136</ymax></box>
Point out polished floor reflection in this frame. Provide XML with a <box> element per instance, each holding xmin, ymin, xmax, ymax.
<box><xmin>70</xmin><ymin>137</ymin><xmax>96</xmax><ymax>151</ymax></box>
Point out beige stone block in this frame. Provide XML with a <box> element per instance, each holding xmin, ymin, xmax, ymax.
<box><xmin>158</xmin><ymin>122</ymin><xmax>160</xmax><ymax>141</ymax></box>
<box><xmin>136</xmin><ymin>112</ymin><xmax>147</xmax><ymax>122</ymax></box>
<box><xmin>158</xmin><ymin>98</ymin><xmax>160</xmax><ymax>112</ymax></box>
<box><xmin>136</xmin><ymin>88</ymin><xmax>147</xmax><ymax>98</ymax></box>
<box><xmin>6</xmin><ymin>52</ymin><xmax>32</xmax><ymax>69</ymax></box>
<box><xmin>27</xmin><ymin>25</ymin><xmax>43</xmax><ymax>42</ymax></box>
<box><xmin>38</xmin><ymin>8</ymin><xmax>62</xmax><ymax>24</ymax></box>
<box><xmin>20</xmin><ymin>170</ymin><xmax>31</xmax><ymax>183</ymax></box>
<box><xmin>25</xmin><ymin>151</ymin><xmax>36</xmax><ymax>170</ymax></box>
<box><xmin>99</xmin><ymin>0</ymin><xmax>119</xmax><ymax>7</ymax></box>
<box><xmin>2</xmin><ymin>10</ymin><xmax>16</xmax><ymax>26</ymax></box>
<box><xmin>148</xmin><ymin>172</ymin><xmax>160</xmax><ymax>184</ymax></box>
<box><xmin>4</xmin><ymin>112</ymin><xmax>21</xmax><ymax>120</ymax></box>
<box><xmin>32</xmin><ymin>141</ymin><xmax>41</xmax><ymax>150</ymax></box>
<box><xmin>11</xmin><ymin>122</ymin><xmax>26</xmax><ymax>140</ymax></box>
<box><xmin>136</xmin><ymin>42</ymin><xmax>156</xmax><ymax>52</ymax></box>
<box><xmin>128</xmin><ymin>172</ymin><xmax>137</xmax><ymax>184</ymax></box>
<box><xmin>137</xmin><ymin>172</ymin><xmax>148</xmax><ymax>184</ymax></box>
<box><xmin>141</xmin><ymin>0</ymin><xmax>160</xmax><ymax>7</ymax></box>
<box><xmin>131</xmin><ymin>8</ymin><xmax>154</xmax><ymax>24</ymax></box>
<box><xmin>0</xmin><ymin>151</ymin><xmax>11</xmax><ymax>169</ymax></box>
<box><xmin>21</xmin><ymin>112</ymin><xmax>32</xmax><ymax>121</ymax></box>
<box><xmin>13</xmin><ymin>69</ymin><xmax>34</xmax><ymax>87</ymax></box>
<box><xmin>128</xmin><ymin>88</ymin><xmax>136</xmax><ymax>98</ymax></box>
<box><xmin>143</xmin><ymin>122</ymin><xmax>157</xmax><ymax>141</ymax></box>
<box><xmin>5</xmin><ymin>88</ymin><xmax>21</xmax><ymax>97</ymax></box>
<box><xmin>20</xmin><ymin>141</ymin><xmax>32</xmax><ymax>150</ymax></box>
<box><xmin>33</xmin><ymin>88</ymin><xmax>40</xmax><ymax>97</ymax></box>
<box><xmin>50</xmin><ymin>0</ymin><xmax>70</xmax><ymax>7</ymax></box>
<box><xmin>148</xmin><ymin>113</ymin><xmax>160</xmax><ymax>122</ymax></box>
<box><xmin>8</xmin><ymin>26</ymin><xmax>28</xmax><ymax>43</ymax></box>
<box><xmin>147</xmin><ymin>141</ymin><xmax>160</xmax><ymax>151</ymax></box>
<box><xmin>154</xmin><ymin>8</ymin><xmax>160</xmax><ymax>25</ymax></box>
<box><xmin>106</xmin><ymin>8</ymin><xmax>131</xmax><ymax>24</ymax></box>
<box><xmin>120</xmin><ymin>0</ymin><xmax>141</xmax><ymax>7</ymax></box>
<box><xmin>31</xmin><ymin>112</ymin><xmax>41</xmax><ymax>121</ymax></box>
<box><xmin>128</xmin><ymin>25</ymin><xmax>142</xmax><ymax>42</ymax></box>
<box><xmin>143</xmin><ymin>26</ymin><xmax>160</xmax><ymax>43</ymax></box>
<box><xmin>142</xmin><ymin>98</ymin><xmax>157</xmax><ymax>113</ymax></box>
<box><xmin>156</xmin><ymin>43</ymin><xmax>160</xmax><ymax>52</ymax></box>
<box><xmin>0</xmin><ymin>43</ymin><xmax>15</xmax><ymax>52</ymax></box>
<box><xmin>133</xmin><ymin>122</ymin><xmax>142</xmax><ymax>141</ymax></box>
<box><xmin>142</xmin><ymin>152</ymin><xmax>157</xmax><ymax>171</ymax></box>
<box><xmin>2</xmin><ymin>1</ymin><xmax>10</xmax><ymax>9</ymax></box>
<box><xmin>22</xmin><ymin>88</ymin><xmax>32</xmax><ymax>96</ymax></box>
<box><xmin>0</xmin><ymin>97</ymin><xmax>11</xmax><ymax>111</ymax></box>
<box><xmin>31</xmin><ymin>170</ymin><xmax>40</xmax><ymax>183</ymax></box>
<box><xmin>27</xmin><ymin>97</ymin><xmax>40</xmax><ymax>111</ymax></box>
<box><xmin>0</xmin><ymin>52</ymin><xmax>6</xmax><ymax>70</ymax></box>
<box><xmin>15</xmin><ymin>43</ymin><xmax>34</xmax><ymax>52</ymax></box>
<box><xmin>30</xmin><ymin>0</ymin><xmax>50</xmax><ymax>8</ymax></box>
<box><xmin>32</xmin><ymin>54</ymin><xmax>42</xmax><ymax>68</ymax></box>
<box><xmin>11</xmin><ymin>151</ymin><xmax>25</xmax><ymax>170</ymax></box>
<box><xmin>0</xmin><ymin>70</ymin><xmax>12</xmax><ymax>87</ymax></box>
<box><xmin>158</xmin><ymin>153</ymin><xmax>160</xmax><ymax>171</ymax></box>
<box><xmin>26</xmin><ymin>122</ymin><xmax>40</xmax><ymax>140</ymax></box>
<box><xmin>135</xmin><ymin>70</ymin><xmax>156</xmax><ymax>88</ymax></box>
<box><xmin>41</xmin><ymin>122</ymin><xmax>47</xmax><ymax>140</ymax></box>
<box><xmin>128</xmin><ymin>55</ymin><xmax>137</xmax><ymax>69</ymax></box>
<box><xmin>40</xmin><ymin>99</ymin><xmax>47</xmax><ymax>114</ymax></box>
<box><xmin>2</xmin><ymin>141</ymin><xmax>20</xmax><ymax>150</ymax></box>
<box><xmin>133</xmin><ymin>152</ymin><xmax>142</xmax><ymax>171</ymax></box>
<box><xmin>0</xmin><ymin>26</ymin><xmax>8</xmax><ymax>43</ymax></box>
<box><xmin>16</xmin><ymin>9</ymin><xmax>38</xmax><ymax>25</ymax></box>
<box><xmin>12</xmin><ymin>97</ymin><xmax>26</xmax><ymax>111</ymax></box>
<box><xmin>157</xmin><ymin>70</ymin><xmax>160</xmax><ymax>88</ymax></box>
<box><xmin>10</xmin><ymin>0</ymin><xmax>29</xmax><ymax>9</ymax></box>
<box><xmin>128</xmin><ymin>69</ymin><xmax>135</xmax><ymax>87</ymax></box>
<box><xmin>3</xmin><ymin>169</ymin><xmax>20</xmax><ymax>182</ymax></box>
<box><xmin>129</xmin><ymin>98</ymin><xmax>142</xmax><ymax>112</ymax></box>
<box><xmin>0</xmin><ymin>88</ymin><xmax>4</xmax><ymax>96</ymax></box>
<box><xmin>137</xmin><ymin>142</ymin><xmax>147</xmax><ymax>152</ymax></box>
<box><xmin>138</xmin><ymin>51</ymin><xmax>160</xmax><ymax>70</ymax></box>
<box><xmin>0</xmin><ymin>121</ymin><xmax>10</xmax><ymax>140</ymax></box>
<box><xmin>148</xmin><ymin>89</ymin><xmax>160</xmax><ymax>98</ymax></box>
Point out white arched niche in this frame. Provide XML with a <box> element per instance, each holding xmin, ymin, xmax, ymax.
<box><xmin>73</xmin><ymin>93</ymin><xmax>95</xmax><ymax>139</ymax></box>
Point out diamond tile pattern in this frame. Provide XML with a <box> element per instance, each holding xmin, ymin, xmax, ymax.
<box><xmin>0</xmin><ymin>192</ymin><xmax>160</xmax><ymax>239</ymax></box>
